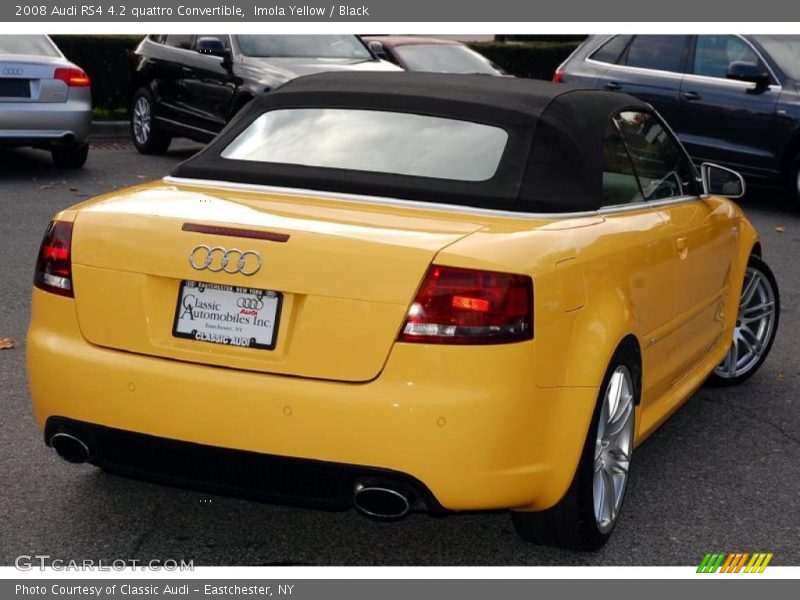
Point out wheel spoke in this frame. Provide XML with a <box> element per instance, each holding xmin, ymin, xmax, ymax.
<box><xmin>724</xmin><ymin>338</ymin><xmax>739</xmax><ymax>375</ymax></box>
<box><xmin>602</xmin><ymin>469</ymin><xmax>616</xmax><ymax>524</ymax></box>
<box><xmin>607</xmin><ymin>398</ymin><xmax>633</xmax><ymax>439</ymax></box>
<box><xmin>741</xmin><ymin>301</ymin><xmax>775</xmax><ymax>322</ymax></box>
<box><xmin>608</xmin><ymin>446</ymin><xmax>630</xmax><ymax>475</ymax></box>
<box><xmin>740</xmin><ymin>271</ymin><xmax>760</xmax><ymax>305</ymax></box>
<box><xmin>739</xmin><ymin>327</ymin><xmax>764</xmax><ymax>358</ymax></box>
<box><xmin>593</xmin><ymin>469</ymin><xmax>605</xmax><ymax>523</ymax></box>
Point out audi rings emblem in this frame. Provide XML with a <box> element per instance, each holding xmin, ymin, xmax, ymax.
<box><xmin>189</xmin><ymin>245</ymin><xmax>262</xmax><ymax>276</ymax></box>
<box><xmin>2</xmin><ymin>67</ymin><xmax>23</xmax><ymax>76</ymax></box>
<box><xmin>236</xmin><ymin>297</ymin><xmax>264</xmax><ymax>310</ymax></box>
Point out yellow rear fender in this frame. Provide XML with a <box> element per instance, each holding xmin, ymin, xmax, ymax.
<box><xmin>536</xmin><ymin>279</ymin><xmax>638</xmax><ymax>391</ymax></box>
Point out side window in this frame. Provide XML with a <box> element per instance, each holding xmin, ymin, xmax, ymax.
<box><xmin>590</xmin><ymin>35</ymin><xmax>633</xmax><ymax>65</ymax></box>
<box><xmin>693</xmin><ymin>35</ymin><xmax>761</xmax><ymax>79</ymax></box>
<box><xmin>613</xmin><ymin>111</ymin><xmax>697</xmax><ymax>201</ymax></box>
<box><xmin>164</xmin><ymin>35</ymin><xmax>195</xmax><ymax>50</ymax></box>
<box><xmin>624</xmin><ymin>35</ymin><xmax>689</xmax><ymax>73</ymax></box>
<box><xmin>601</xmin><ymin>121</ymin><xmax>643</xmax><ymax>206</ymax></box>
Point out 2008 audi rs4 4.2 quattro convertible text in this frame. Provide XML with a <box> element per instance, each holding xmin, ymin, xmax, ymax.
<box><xmin>27</xmin><ymin>73</ymin><xmax>780</xmax><ymax>550</ymax></box>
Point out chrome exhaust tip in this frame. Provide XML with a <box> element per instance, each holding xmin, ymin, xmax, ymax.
<box><xmin>353</xmin><ymin>484</ymin><xmax>412</xmax><ymax>520</ymax></box>
<box><xmin>50</xmin><ymin>432</ymin><xmax>90</xmax><ymax>464</ymax></box>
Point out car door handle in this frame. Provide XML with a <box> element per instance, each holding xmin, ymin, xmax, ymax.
<box><xmin>605</xmin><ymin>82</ymin><xmax>622</xmax><ymax>91</ymax></box>
<box><xmin>681</xmin><ymin>91</ymin><xmax>701</xmax><ymax>101</ymax></box>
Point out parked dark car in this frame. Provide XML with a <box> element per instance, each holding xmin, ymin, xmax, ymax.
<box><xmin>556</xmin><ymin>35</ymin><xmax>800</xmax><ymax>203</ymax></box>
<box><xmin>362</xmin><ymin>36</ymin><xmax>505</xmax><ymax>75</ymax></box>
<box><xmin>129</xmin><ymin>34</ymin><xmax>400</xmax><ymax>154</ymax></box>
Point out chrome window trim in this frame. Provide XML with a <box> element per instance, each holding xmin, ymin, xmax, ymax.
<box><xmin>585</xmin><ymin>34</ymin><xmax>782</xmax><ymax>91</ymax></box>
<box><xmin>152</xmin><ymin>35</ymin><xmax>237</xmax><ymax>60</ymax></box>
<box><xmin>163</xmin><ymin>177</ymin><xmax>720</xmax><ymax>221</ymax></box>
<box><xmin>163</xmin><ymin>176</ymin><xmax>599</xmax><ymax>220</ymax></box>
<box><xmin>598</xmin><ymin>194</ymin><xmax>706</xmax><ymax>215</ymax></box>
<box><xmin>585</xmin><ymin>57</ymin><xmax>686</xmax><ymax>79</ymax></box>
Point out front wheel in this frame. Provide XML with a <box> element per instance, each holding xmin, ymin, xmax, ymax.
<box><xmin>707</xmin><ymin>255</ymin><xmax>779</xmax><ymax>387</ymax></box>
<box><xmin>512</xmin><ymin>343</ymin><xmax>638</xmax><ymax>550</ymax></box>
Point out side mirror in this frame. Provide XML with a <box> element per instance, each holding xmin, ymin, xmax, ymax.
<box><xmin>368</xmin><ymin>40</ymin><xmax>388</xmax><ymax>59</ymax></box>
<box><xmin>701</xmin><ymin>163</ymin><xmax>745</xmax><ymax>199</ymax></box>
<box><xmin>726</xmin><ymin>61</ymin><xmax>770</xmax><ymax>93</ymax></box>
<box><xmin>196</xmin><ymin>36</ymin><xmax>227</xmax><ymax>58</ymax></box>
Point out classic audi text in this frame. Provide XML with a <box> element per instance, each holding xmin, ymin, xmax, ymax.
<box><xmin>28</xmin><ymin>73</ymin><xmax>779</xmax><ymax>549</ymax></box>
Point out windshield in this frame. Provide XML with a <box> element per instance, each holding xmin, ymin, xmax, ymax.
<box><xmin>395</xmin><ymin>44</ymin><xmax>500</xmax><ymax>75</ymax></box>
<box><xmin>752</xmin><ymin>35</ymin><xmax>800</xmax><ymax>80</ymax></box>
<box><xmin>221</xmin><ymin>108</ymin><xmax>508</xmax><ymax>182</ymax></box>
<box><xmin>0</xmin><ymin>35</ymin><xmax>60</xmax><ymax>57</ymax></box>
<box><xmin>234</xmin><ymin>35</ymin><xmax>372</xmax><ymax>59</ymax></box>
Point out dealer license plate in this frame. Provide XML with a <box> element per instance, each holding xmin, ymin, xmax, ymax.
<box><xmin>173</xmin><ymin>281</ymin><xmax>282</xmax><ymax>350</ymax></box>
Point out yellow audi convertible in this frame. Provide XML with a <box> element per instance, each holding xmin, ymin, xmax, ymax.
<box><xmin>28</xmin><ymin>73</ymin><xmax>779</xmax><ymax>550</ymax></box>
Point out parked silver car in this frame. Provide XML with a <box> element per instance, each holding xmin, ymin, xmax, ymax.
<box><xmin>0</xmin><ymin>35</ymin><xmax>91</xmax><ymax>168</ymax></box>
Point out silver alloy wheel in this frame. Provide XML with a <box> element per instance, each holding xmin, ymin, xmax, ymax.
<box><xmin>132</xmin><ymin>96</ymin><xmax>151</xmax><ymax>145</ymax></box>
<box><xmin>715</xmin><ymin>266</ymin><xmax>777</xmax><ymax>379</ymax></box>
<box><xmin>593</xmin><ymin>365</ymin><xmax>635</xmax><ymax>534</ymax></box>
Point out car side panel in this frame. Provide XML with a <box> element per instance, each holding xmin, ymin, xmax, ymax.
<box><xmin>677</xmin><ymin>75</ymin><xmax>780</xmax><ymax>178</ymax></box>
<box><xmin>434</xmin><ymin>208</ymin><xmax>678</xmax><ymax>407</ymax></box>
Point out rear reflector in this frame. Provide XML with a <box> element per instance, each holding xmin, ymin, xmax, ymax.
<box><xmin>54</xmin><ymin>68</ymin><xmax>90</xmax><ymax>87</ymax></box>
<box><xmin>552</xmin><ymin>69</ymin><xmax>564</xmax><ymax>83</ymax></box>
<box><xmin>399</xmin><ymin>265</ymin><xmax>533</xmax><ymax>345</ymax></box>
<box><xmin>34</xmin><ymin>221</ymin><xmax>74</xmax><ymax>297</ymax></box>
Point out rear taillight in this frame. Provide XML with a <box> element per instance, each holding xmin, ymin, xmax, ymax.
<box><xmin>54</xmin><ymin>68</ymin><xmax>90</xmax><ymax>87</ymax></box>
<box><xmin>34</xmin><ymin>221</ymin><xmax>74</xmax><ymax>298</ymax></box>
<box><xmin>398</xmin><ymin>265</ymin><xmax>533</xmax><ymax>345</ymax></box>
<box><xmin>552</xmin><ymin>69</ymin><xmax>564</xmax><ymax>83</ymax></box>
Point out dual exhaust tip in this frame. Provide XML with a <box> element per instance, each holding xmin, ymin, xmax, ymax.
<box><xmin>49</xmin><ymin>432</ymin><xmax>416</xmax><ymax>520</ymax></box>
<box><xmin>50</xmin><ymin>432</ymin><xmax>90</xmax><ymax>464</ymax></box>
<box><xmin>353</xmin><ymin>483</ymin><xmax>414</xmax><ymax>520</ymax></box>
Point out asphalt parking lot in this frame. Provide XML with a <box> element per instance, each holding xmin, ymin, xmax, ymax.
<box><xmin>1</xmin><ymin>141</ymin><xmax>798</xmax><ymax>567</ymax></box>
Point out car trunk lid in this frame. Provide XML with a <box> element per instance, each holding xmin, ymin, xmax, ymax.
<box><xmin>0</xmin><ymin>56</ymin><xmax>71</xmax><ymax>103</ymax></box>
<box><xmin>69</xmin><ymin>182</ymin><xmax>486</xmax><ymax>382</ymax></box>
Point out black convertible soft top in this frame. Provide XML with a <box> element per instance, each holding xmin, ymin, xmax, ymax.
<box><xmin>172</xmin><ymin>72</ymin><xmax>651</xmax><ymax>213</ymax></box>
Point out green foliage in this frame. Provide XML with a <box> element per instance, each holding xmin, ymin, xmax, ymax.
<box><xmin>50</xmin><ymin>35</ymin><xmax>143</xmax><ymax>111</ymax></box>
<box><xmin>467</xmin><ymin>41</ymin><xmax>582</xmax><ymax>80</ymax></box>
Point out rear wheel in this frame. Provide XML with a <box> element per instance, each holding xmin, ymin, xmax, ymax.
<box><xmin>512</xmin><ymin>343</ymin><xmax>638</xmax><ymax>550</ymax></box>
<box><xmin>51</xmin><ymin>142</ymin><xmax>89</xmax><ymax>169</ymax></box>
<box><xmin>131</xmin><ymin>89</ymin><xmax>171</xmax><ymax>155</ymax></box>
<box><xmin>707</xmin><ymin>255</ymin><xmax>779</xmax><ymax>387</ymax></box>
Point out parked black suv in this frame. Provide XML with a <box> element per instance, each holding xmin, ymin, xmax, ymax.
<box><xmin>129</xmin><ymin>34</ymin><xmax>400</xmax><ymax>154</ymax></box>
<box><xmin>557</xmin><ymin>35</ymin><xmax>800</xmax><ymax>202</ymax></box>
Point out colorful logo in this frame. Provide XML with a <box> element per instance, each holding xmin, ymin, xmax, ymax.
<box><xmin>697</xmin><ymin>552</ymin><xmax>773</xmax><ymax>573</ymax></box>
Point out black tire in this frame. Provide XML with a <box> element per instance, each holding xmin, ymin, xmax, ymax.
<box><xmin>790</xmin><ymin>156</ymin><xmax>800</xmax><ymax>205</ymax></box>
<box><xmin>706</xmin><ymin>254</ymin><xmax>779</xmax><ymax>387</ymax></box>
<box><xmin>512</xmin><ymin>341</ymin><xmax>640</xmax><ymax>550</ymax></box>
<box><xmin>131</xmin><ymin>88</ymin><xmax>171</xmax><ymax>155</ymax></box>
<box><xmin>51</xmin><ymin>143</ymin><xmax>89</xmax><ymax>169</ymax></box>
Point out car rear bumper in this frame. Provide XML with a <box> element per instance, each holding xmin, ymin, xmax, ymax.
<box><xmin>28</xmin><ymin>289</ymin><xmax>599</xmax><ymax>512</ymax></box>
<box><xmin>0</xmin><ymin>96</ymin><xmax>91</xmax><ymax>146</ymax></box>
